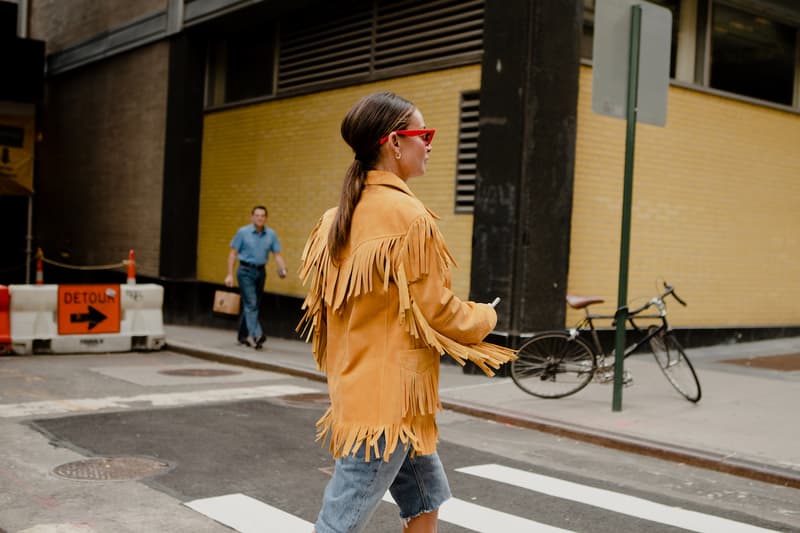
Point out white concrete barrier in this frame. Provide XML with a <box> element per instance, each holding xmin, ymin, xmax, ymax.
<box><xmin>120</xmin><ymin>284</ymin><xmax>166</xmax><ymax>351</ymax></box>
<box><xmin>8</xmin><ymin>283</ymin><xmax>165</xmax><ymax>355</ymax></box>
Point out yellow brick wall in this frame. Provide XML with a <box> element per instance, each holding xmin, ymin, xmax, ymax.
<box><xmin>197</xmin><ymin>66</ymin><xmax>481</xmax><ymax>300</ymax></box>
<box><xmin>200</xmin><ymin>63</ymin><xmax>800</xmax><ymax>328</ymax></box>
<box><xmin>568</xmin><ymin>65</ymin><xmax>800</xmax><ymax>328</ymax></box>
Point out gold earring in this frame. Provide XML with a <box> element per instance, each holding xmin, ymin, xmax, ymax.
<box><xmin>395</xmin><ymin>151</ymin><xmax>401</xmax><ymax>159</ymax></box>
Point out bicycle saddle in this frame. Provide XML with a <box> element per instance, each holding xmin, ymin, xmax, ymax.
<box><xmin>566</xmin><ymin>295</ymin><xmax>605</xmax><ymax>309</ymax></box>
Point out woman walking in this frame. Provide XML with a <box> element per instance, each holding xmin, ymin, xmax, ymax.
<box><xmin>299</xmin><ymin>91</ymin><xmax>515</xmax><ymax>533</ymax></box>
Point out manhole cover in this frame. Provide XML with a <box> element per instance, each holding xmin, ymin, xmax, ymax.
<box><xmin>159</xmin><ymin>368</ymin><xmax>241</xmax><ymax>377</ymax></box>
<box><xmin>53</xmin><ymin>456</ymin><xmax>172</xmax><ymax>481</ymax></box>
<box><xmin>721</xmin><ymin>353</ymin><xmax>800</xmax><ymax>371</ymax></box>
<box><xmin>271</xmin><ymin>392</ymin><xmax>330</xmax><ymax>409</ymax></box>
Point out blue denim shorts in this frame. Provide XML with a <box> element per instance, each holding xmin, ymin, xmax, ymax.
<box><xmin>315</xmin><ymin>438</ymin><xmax>451</xmax><ymax>533</ymax></box>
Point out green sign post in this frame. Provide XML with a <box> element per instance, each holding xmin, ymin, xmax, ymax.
<box><xmin>591</xmin><ymin>0</ymin><xmax>672</xmax><ymax>411</ymax></box>
<box><xmin>613</xmin><ymin>5</ymin><xmax>642</xmax><ymax>412</ymax></box>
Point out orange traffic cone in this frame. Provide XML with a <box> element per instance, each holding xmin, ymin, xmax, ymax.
<box><xmin>35</xmin><ymin>248</ymin><xmax>44</xmax><ymax>285</ymax></box>
<box><xmin>127</xmin><ymin>249</ymin><xmax>136</xmax><ymax>285</ymax></box>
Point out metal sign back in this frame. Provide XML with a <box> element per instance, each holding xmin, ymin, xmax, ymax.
<box><xmin>592</xmin><ymin>0</ymin><xmax>672</xmax><ymax>126</ymax></box>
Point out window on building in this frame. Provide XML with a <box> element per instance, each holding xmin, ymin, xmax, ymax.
<box><xmin>583</xmin><ymin>0</ymin><xmax>800</xmax><ymax>108</ymax></box>
<box><xmin>207</xmin><ymin>26</ymin><xmax>276</xmax><ymax>106</ymax></box>
<box><xmin>454</xmin><ymin>91</ymin><xmax>480</xmax><ymax>214</ymax></box>
<box><xmin>710</xmin><ymin>3</ymin><xmax>797</xmax><ymax>106</ymax></box>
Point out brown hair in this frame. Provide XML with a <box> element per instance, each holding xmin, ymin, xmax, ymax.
<box><xmin>328</xmin><ymin>91</ymin><xmax>415</xmax><ymax>263</ymax></box>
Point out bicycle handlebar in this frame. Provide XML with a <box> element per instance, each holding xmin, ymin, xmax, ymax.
<box><xmin>662</xmin><ymin>281</ymin><xmax>687</xmax><ymax>307</ymax></box>
<box><xmin>624</xmin><ymin>282</ymin><xmax>687</xmax><ymax>315</ymax></box>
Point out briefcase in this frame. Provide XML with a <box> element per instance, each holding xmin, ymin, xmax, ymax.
<box><xmin>213</xmin><ymin>290</ymin><xmax>241</xmax><ymax>315</ymax></box>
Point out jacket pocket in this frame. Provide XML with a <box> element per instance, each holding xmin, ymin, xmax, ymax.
<box><xmin>399</xmin><ymin>347</ymin><xmax>436</xmax><ymax>373</ymax></box>
<box><xmin>398</xmin><ymin>348</ymin><xmax>439</xmax><ymax>417</ymax></box>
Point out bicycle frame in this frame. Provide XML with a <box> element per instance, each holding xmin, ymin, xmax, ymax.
<box><xmin>568</xmin><ymin>297</ymin><xmax>671</xmax><ymax>367</ymax></box>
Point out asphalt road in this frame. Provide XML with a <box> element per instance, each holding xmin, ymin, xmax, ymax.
<box><xmin>1</xmin><ymin>351</ymin><xmax>797</xmax><ymax>533</ymax></box>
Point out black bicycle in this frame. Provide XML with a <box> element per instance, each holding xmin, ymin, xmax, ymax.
<box><xmin>511</xmin><ymin>282</ymin><xmax>701</xmax><ymax>403</ymax></box>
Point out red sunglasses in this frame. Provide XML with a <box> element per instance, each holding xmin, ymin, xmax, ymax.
<box><xmin>379</xmin><ymin>129</ymin><xmax>436</xmax><ymax>146</ymax></box>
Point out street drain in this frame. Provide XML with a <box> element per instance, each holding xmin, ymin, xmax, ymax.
<box><xmin>158</xmin><ymin>368</ymin><xmax>241</xmax><ymax>377</ymax></box>
<box><xmin>271</xmin><ymin>392</ymin><xmax>330</xmax><ymax>409</ymax></box>
<box><xmin>53</xmin><ymin>456</ymin><xmax>172</xmax><ymax>481</ymax></box>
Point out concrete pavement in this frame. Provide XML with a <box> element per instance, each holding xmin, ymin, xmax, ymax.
<box><xmin>164</xmin><ymin>324</ymin><xmax>800</xmax><ymax>489</ymax></box>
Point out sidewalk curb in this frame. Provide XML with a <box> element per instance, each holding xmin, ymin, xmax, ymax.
<box><xmin>166</xmin><ymin>340</ymin><xmax>800</xmax><ymax>490</ymax></box>
<box><xmin>439</xmin><ymin>398</ymin><xmax>800</xmax><ymax>489</ymax></box>
<box><xmin>167</xmin><ymin>340</ymin><xmax>326</xmax><ymax>383</ymax></box>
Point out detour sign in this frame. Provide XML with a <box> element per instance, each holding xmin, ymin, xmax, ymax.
<box><xmin>58</xmin><ymin>284</ymin><xmax>121</xmax><ymax>335</ymax></box>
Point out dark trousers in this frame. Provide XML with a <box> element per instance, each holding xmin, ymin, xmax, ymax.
<box><xmin>236</xmin><ymin>264</ymin><xmax>266</xmax><ymax>340</ymax></box>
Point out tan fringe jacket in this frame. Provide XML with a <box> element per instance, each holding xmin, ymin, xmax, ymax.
<box><xmin>298</xmin><ymin>170</ymin><xmax>515</xmax><ymax>461</ymax></box>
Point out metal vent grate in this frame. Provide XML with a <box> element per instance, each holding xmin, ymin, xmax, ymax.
<box><xmin>278</xmin><ymin>10</ymin><xmax>373</xmax><ymax>92</ymax></box>
<box><xmin>455</xmin><ymin>91</ymin><xmax>480</xmax><ymax>214</ymax></box>
<box><xmin>374</xmin><ymin>0</ymin><xmax>485</xmax><ymax>71</ymax></box>
<box><xmin>277</xmin><ymin>0</ymin><xmax>484</xmax><ymax>92</ymax></box>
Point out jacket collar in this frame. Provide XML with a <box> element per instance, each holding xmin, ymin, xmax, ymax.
<box><xmin>365</xmin><ymin>170</ymin><xmax>416</xmax><ymax>198</ymax></box>
<box><xmin>365</xmin><ymin>170</ymin><xmax>442</xmax><ymax>220</ymax></box>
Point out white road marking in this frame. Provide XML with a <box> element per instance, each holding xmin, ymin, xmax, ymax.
<box><xmin>0</xmin><ymin>384</ymin><xmax>319</xmax><ymax>418</ymax></box>
<box><xmin>457</xmin><ymin>463</ymin><xmax>780</xmax><ymax>533</ymax></box>
<box><xmin>184</xmin><ymin>493</ymin><xmax>313</xmax><ymax>532</ymax></box>
<box><xmin>382</xmin><ymin>492</ymin><xmax>572</xmax><ymax>532</ymax></box>
<box><xmin>187</xmin><ymin>465</ymin><xmax>777</xmax><ymax>533</ymax></box>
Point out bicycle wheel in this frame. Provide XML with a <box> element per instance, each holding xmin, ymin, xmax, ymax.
<box><xmin>649</xmin><ymin>328</ymin><xmax>702</xmax><ymax>403</ymax></box>
<box><xmin>511</xmin><ymin>331</ymin><xmax>596</xmax><ymax>399</ymax></box>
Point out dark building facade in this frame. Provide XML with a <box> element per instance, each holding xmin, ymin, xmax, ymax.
<box><xmin>6</xmin><ymin>0</ymin><xmax>799</xmax><ymax>346</ymax></box>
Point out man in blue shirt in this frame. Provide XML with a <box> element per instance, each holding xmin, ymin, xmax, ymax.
<box><xmin>224</xmin><ymin>206</ymin><xmax>287</xmax><ymax>349</ymax></box>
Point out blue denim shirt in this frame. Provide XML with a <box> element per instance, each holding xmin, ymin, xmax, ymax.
<box><xmin>230</xmin><ymin>224</ymin><xmax>281</xmax><ymax>266</ymax></box>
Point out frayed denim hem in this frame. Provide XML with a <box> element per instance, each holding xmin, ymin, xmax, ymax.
<box><xmin>398</xmin><ymin>497</ymin><xmax>449</xmax><ymax>529</ymax></box>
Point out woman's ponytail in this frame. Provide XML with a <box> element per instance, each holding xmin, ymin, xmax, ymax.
<box><xmin>328</xmin><ymin>159</ymin><xmax>367</xmax><ymax>263</ymax></box>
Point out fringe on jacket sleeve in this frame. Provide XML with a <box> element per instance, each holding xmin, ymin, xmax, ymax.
<box><xmin>297</xmin><ymin>213</ymin><xmax>331</xmax><ymax>371</ymax></box>
<box><xmin>298</xmin><ymin>210</ymin><xmax>516</xmax><ymax>377</ymax></box>
<box><xmin>396</xmin><ymin>214</ymin><xmax>516</xmax><ymax>376</ymax></box>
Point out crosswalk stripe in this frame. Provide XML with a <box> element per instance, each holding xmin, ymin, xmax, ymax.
<box><xmin>382</xmin><ymin>492</ymin><xmax>573</xmax><ymax>532</ymax></box>
<box><xmin>457</xmin><ymin>463</ymin><xmax>780</xmax><ymax>533</ymax></box>
<box><xmin>0</xmin><ymin>384</ymin><xmax>319</xmax><ymax>418</ymax></box>
<box><xmin>184</xmin><ymin>493</ymin><xmax>313</xmax><ymax>532</ymax></box>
